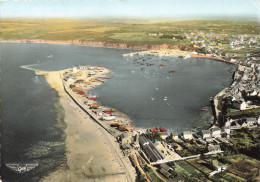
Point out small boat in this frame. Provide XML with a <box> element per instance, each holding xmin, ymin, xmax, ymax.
<box><xmin>47</xmin><ymin>54</ymin><xmax>53</xmax><ymax>59</ymax></box>
<box><xmin>118</xmin><ymin>125</ymin><xmax>129</xmax><ymax>131</ymax></box>
<box><xmin>151</xmin><ymin>127</ymin><xmax>159</xmax><ymax>133</ymax></box>
<box><xmin>102</xmin><ymin>116</ymin><xmax>116</xmax><ymax>121</ymax></box>
<box><xmin>169</xmin><ymin>70</ymin><xmax>176</xmax><ymax>73</ymax></box>
<box><xmin>105</xmin><ymin>109</ymin><xmax>115</xmax><ymax>114</ymax></box>
<box><xmin>159</xmin><ymin>127</ymin><xmax>167</xmax><ymax>132</ymax></box>
<box><xmin>110</xmin><ymin>122</ymin><xmax>120</xmax><ymax>127</ymax></box>
<box><xmin>78</xmin><ymin>90</ymin><xmax>85</xmax><ymax>95</ymax></box>
<box><xmin>201</xmin><ymin>107</ymin><xmax>209</xmax><ymax>111</ymax></box>
<box><xmin>151</xmin><ymin>129</ymin><xmax>159</xmax><ymax>133</ymax></box>
<box><xmin>88</xmin><ymin>95</ymin><xmax>97</xmax><ymax>100</ymax></box>
<box><xmin>90</xmin><ymin>104</ymin><xmax>99</xmax><ymax>109</ymax></box>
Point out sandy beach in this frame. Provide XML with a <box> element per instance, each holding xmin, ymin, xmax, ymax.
<box><xmin>122</xmin><ymin>49</ymin><xmax>191</xmax><ymax>57</ymax></box>
<box><xmin>27</xmin><ymin>69</ymin><xmax>136</xmax><ymax>182</ymax></box>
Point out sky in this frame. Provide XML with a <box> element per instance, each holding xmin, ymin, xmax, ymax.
<box><xmin>0</xmin><ymin>0</ymin><xmax>259</xmax><ymax>19</ymax></box>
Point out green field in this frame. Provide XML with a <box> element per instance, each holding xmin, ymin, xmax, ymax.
<box><xmin>0</xmin><ymin>18</ymin><xmax>259</xmax><ymax>47</ymax></box>
<box><xmin>227</xmin><ymin>108</ymin><xmax>260</xmax><ymax>118</ymax></box>
<box><xmin>212</xmin><ymin>154</ymin><xmax>260</xmax><ymax>182</ymax></box>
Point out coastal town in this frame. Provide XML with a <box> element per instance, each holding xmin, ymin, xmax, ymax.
<box><xmin>1</xmin><ymin>0</ymin><xmax>260</xmax><ymax>180</ymax></box>
<box><xmin>1</xmin><ymin>17</ymin><xmax>260</xmax><ymax>181</ymax></box>
<box><xmin>57</xmin><ymin>35</ymin><xmax>260</xmax><ymax>182</ymax></box>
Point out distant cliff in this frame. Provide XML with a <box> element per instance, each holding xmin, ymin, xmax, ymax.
<box><xmin>0</xmin><ymin>39</ymin><xmax>195</xmax><ymax>51</ymax></box>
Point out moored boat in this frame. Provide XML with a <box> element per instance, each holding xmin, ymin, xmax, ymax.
<box><xmin>105</xmin><ymin>109</ymin><xmax>115</xmax><ymax>114</ymax></box>
<box><xmin>201</xmin><ymin>107</ymin><xmax>209</xmax><ymax>111</ymax></box>
<box><xmin>102</xmin><ymin>116</ymin><xmax>116</xmax><ymax>121</ymax></box>
<box><xmin>159</xmin><ymin>127</ymin><xmax>167</xmax><ymax>132</ymax></box>
<box><xmin>88</xmin><ymin>94</ymin><xmax>97</xmax><ymax>100</ymax></box>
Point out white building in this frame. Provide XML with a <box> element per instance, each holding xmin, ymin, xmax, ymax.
<box><xmin>222</xmin><ymin>126</ymin><xmax>231</xmax><ymax>135</ymax></box>
<box><xmin>202</xmin><ymin>130</ymin><xmax>211</xmax><ymax>139</ymax></box>
<box><xmin>72</xmin><ymin>67</ymin><xmax>78</xmax><ymax>73</ymax></box>
<box><xmin>183</xmin><ymin>131</ymin><xmax>193</xmax><ymax>140</ymax></box>
<box><xmin>171</xmin><ymin>131</ymin><xmax>179</xmax><ymax>140</ymax></box>
<box><xmin>211</xmin><ymin>127</ymin><xmax>221</xmax><ymax>138</ymax></box>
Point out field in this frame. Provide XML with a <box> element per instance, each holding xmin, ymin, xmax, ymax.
<box><xmin>210</xmin><ymin>154</ymin><xmax>260</xmax><ymax>182</ymax></box>
<box><xmin>143</xmin><ymin>165</ymin><xmax>166</xmax><ymax>182</ymax></box>
<box><xmin>227</xmin><ymin>158</ymin><xmax>260</xmax><ymax>181</ymax></box>
<box><xmin>0</xmin><ymin>18</ymin><xmax>259</xmax><ymax>47</ymax></box>
<box><xmin>227</xmin><ymin>107</ymin><xmax>260</xmax><ymax>118</ymax></box>
<box><xmin>231</xmin><ymin>127</ymin><xmax>260</xmax><ymax>159</ymax></box>
<box><xmin>171</xmin><ymin>161</ymin><xmax>207</xmax><ymax>181</ymax></box>
<box><xmin>187</xmin><ymin>158</ymin><xmax>213</xmax><ymax>174</ymax></box>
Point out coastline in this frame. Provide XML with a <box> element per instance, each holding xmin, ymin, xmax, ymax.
<box><xmin>18</xmin><ymin>45</ymin><xmax>239</xmax><ymax>181</ymax></box>
<box><xmin>16</xmin><ymin>40</ymin><xmax>239</xmax><ymax>129</ymax></box>
<box><xmin>0</xmin><ymin>39</ymin><xmax>193</xmax><ymax>51</ymax></box>
<box><xmin>17</xmin><ymin>40</ymin><xmax>239</xmax><ymax>129</ymax></box>
<box><xmin>21</xmin><ymin>66</ymin><xmax>136</xmax><ymax>182</ymax></box>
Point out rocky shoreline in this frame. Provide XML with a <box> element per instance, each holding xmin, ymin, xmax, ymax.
<box><xmin>0</xmin><ymin>39</ymin><xmax>194</xmax><ymax>51</ymax></box>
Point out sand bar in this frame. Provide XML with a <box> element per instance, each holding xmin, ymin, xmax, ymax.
<box><xmin>21</xmin><ymin>66</ymin><xmax>136</xmax><ymax>182</ymax></box>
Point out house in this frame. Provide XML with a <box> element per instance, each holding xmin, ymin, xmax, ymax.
<box><xmin>246</xmin><ymin>117</ymin><xmax>257</xmax><ymax>125</ymax></box>
<box><xmin>182</xmin><ymin>131</ymin><xmax>193</xmax><ymax>140</ymax></box>
<box><xmin>159</xmin><ymin>168</ymin><xmax>173</xmax><ymax>179</ymax></box>
<box><xmin>169</xmin><ymin>143</ymin><xmax>179</xmax><ymax>150</ymax></box>
<box><xmin>79</xmin><ymin>65</ymin><xmax>86</xmax><ymax>70</ymax></box>
<box><xmin>208</xmin><ymin>144</ymin><xmax>221</xmax><ymax>153</ymax></box>
<box><xmin>241</xmin><ymin>121</ymin><xmax>247</xmax><ymax>128</ymax></box>
<box><xmin>197</xmin><ymin>138</ymin><xmax>207</xmax><ymax>145</ymax></box>
<box><xmin>72</xmin><ymin>67</ymin><xmax>78</xmax><ymax>73</ymax></box>
<box><xmin>171</xmin><ymin>131</ymin><xmax>179</xmax><ymax>140</ymax></box>
<box><xmin>159</xmin><ymin>132</ymin><xmax>168</xmax><ymax>140</ymax></box>
<box><xmin>89</xmin><ymin>71</ymin><xmax>96</xmax><ymax>75</ymax></box>
<box><xmin>225</xmin><ymin>119</ymin><xmax>232</xmax><ymax>127</ymax></box>
<box><xmin>211</xmin><ymin>160</ymin><xmax>220</xmax><ymax>170</ymax></box>
<box><xmin>202</xmin><ymin>130</ymin><xmax>211</xmax><ymax>139</ymax></box>
<box><xmin>119</xmin><ymin>133</ymin><xmax>132</xmax><ymax>145</ymax></box>
<box><xmin>205</xmin><ymin>136</ymin><xmax>214</xmax><ymax>142</ymax></box>
<box><xmin>222</xmin><ymin>126</ymin><xmax>231</xmax><ymax>135</ymax></box>
<box><xmin>88</xmin><ymin>66</ymin><xmax>95</xmax><ymax>70</ymax></box>
<box><xmin>211</xmin><ymin>127</ymin><xmax>221</xmax><ymax>138</ymax></box>
<box><xmin>67</xmin><ymin>77</ymin><xmax>74</xmax><ymax>82</ymax></box>
<box><xmin>230</xmin><ymin>122</ymin><xmax>241</xmax><ymax>129</ymax></box>
<box><xmin>160</xmin><ymin>163</ymin><xmax>173</xmax><ymax>172</ymax></box>
<box><xmin>211</xmin><ymin>160</ymin><xmax>226</xmax><ymax>172</ymax></box>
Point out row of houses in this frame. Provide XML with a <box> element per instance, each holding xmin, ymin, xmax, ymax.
<box><xmin>223</xmin><ymin>63</ymin><xmax>260</xmax><ymax>111</ymax></box>
<box><xmin>225</xmin><ymin>116</ymin><xmax>260</xmax><ymax>129</ymax></box>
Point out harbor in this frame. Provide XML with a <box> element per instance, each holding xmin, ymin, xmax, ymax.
<box><xmin>2</xmin><ymin>42</ymin><xmax>258</xmax><ymax>181</ymax></box>
<box><xmin>25</xmin><ymin>61</ymin><xmax>240</xmax><ymax>181</ymax></box>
